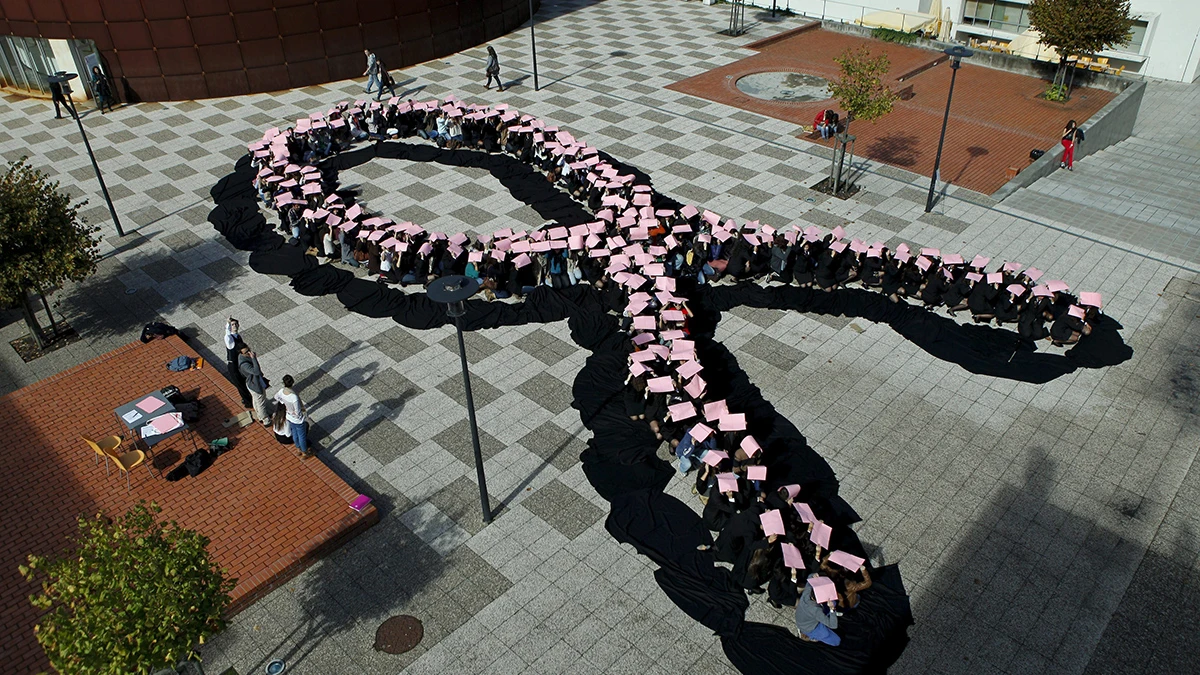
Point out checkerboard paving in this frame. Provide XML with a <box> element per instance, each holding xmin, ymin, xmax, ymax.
<box><xmin>2</xmin><ymin>0</ymin><xmax>1200</xmax><ymax>673</ymax></box>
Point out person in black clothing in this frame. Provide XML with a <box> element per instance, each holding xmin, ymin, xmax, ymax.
<box><xmin>49</xmin><ymin>79</ymin><xmax>69</xmax><ymax>119</ymax></box>
<box><xmin>90</xmin><ymin>66</ymin><xmax>115</xmax><ymax>114</ymax></box>
<box><xmin>966</xmin><ymin>273</ymin><xmax>1000</xmax><ymax>322</ymax></box>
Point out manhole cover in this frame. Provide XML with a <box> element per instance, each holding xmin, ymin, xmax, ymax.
<box><xmin>375</xmin><ymin>615</ymin><xmax>424</xmax><ymax>654</ymax></box>
<box><xmin>735</xmin><ymin>72</ymin><xmax>832</xmax><ymax>102</ymax></box>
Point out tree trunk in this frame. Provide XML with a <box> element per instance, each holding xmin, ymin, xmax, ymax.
<box><xmin>20</xmin><ymin>290</ymin><xmax>46</xmax><ymax>349</ymax></box>
<box><xmin>833</xmin><ymin>118</ymin><xmax>853</xmax><ymax>195</ymax></box>
<box><xmin>38</xmin><ymin>288</ymin><xmax>59</xmax><ymax>338</ymax></box>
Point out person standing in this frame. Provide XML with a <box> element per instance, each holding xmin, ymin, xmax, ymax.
<box><xmin>363</xmin><ymin>49</ymin><xmax>380</xmax><ymax>94</ymax></box>
<box><xmin>1060</xmin><ymin>119</ymin><xmax>1085</xmax><ymax>171</ymax></box>
<box><xmin>376</xmin><ymin>60</ymin><xmax>396</xmax><ymax>101</ymax></box>
<box><xmin>90</xmin><ymin>66</ymin><xmax>114</xmax><ymax>114</ymax></box>
<box><xmin>237</xmin><ymin>344</ymin><xmax>271</xmax><ymax>427</ymax></box>
<box><xmin>485</xmin><ymin>46</ymin><xmax>504</xmax><ymax>91</ymax></box>
<box><xmin>274</xmin><ymin>374</ymin><xmax>312</xmax><ymax>457</ymax></box>
<box><xmin>223</xmin><ymin>318</ymin><xmax>252</xmax><ymax>409</ymax></box>
<box><xmin>49</xmin><ymin>79</ymin><xmax>68</xmax><ymax>119</ymax></box>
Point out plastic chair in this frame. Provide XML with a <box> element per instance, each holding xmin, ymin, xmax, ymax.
<box><xmin>1091</xmin><ymin>57</ymin><xmax>1109</xmax><ymax>72</ymax></box>
<box><xmin>82</xmin><ymin>435</ymin><xmax>123</xmax><ymax>476</ymax></box>
<box><xmin>108</xmin><ymin>448</ymin><xmax>148</xmax><ymax>491</ymax></box>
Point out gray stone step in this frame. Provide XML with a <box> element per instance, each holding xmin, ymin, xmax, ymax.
<box><xmin>1027</xmin><ymin>163</ymin><xmax>1200</xmax><ymax>219</ymax></box>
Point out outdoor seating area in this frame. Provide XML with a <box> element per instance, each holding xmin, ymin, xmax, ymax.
<box><xmin>0</xmin><ymin>336</ymin><xmax>377</xmax><ymax>674</ymax></box>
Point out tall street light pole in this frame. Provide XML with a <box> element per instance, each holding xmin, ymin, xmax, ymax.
<box><xmin>427</xmin><ymin>275</ymin><xmax>493</xmax><ymax>525</ymax></box>
<box><xmin>529</xmin><ymin>0</ymin><xmax>540</xmax><ymax>91</ymax></box>
<box><xmin>925</xmin><ymin>46</ymin><xmax>973</xmax><ymax>214</ymax></box>
<box><xmin>48</xmin><ymin>71</ymin><xmax>125</xmax><ymax>237</ymax></box>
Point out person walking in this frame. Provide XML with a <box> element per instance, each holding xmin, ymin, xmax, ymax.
<box><xmin>90</xmin><ymin>66</ymin><xmax>114</xmax><ymax>114</ymax></box>
<box><xmin>274</xmin><ymin>374</ymin><xmax>312</xmax><ymax>457</ymax></box>
<box><xmin>223</xmin><ymin>317</ymin><xmax>252</xmax><ymax>409</ymax></box>
<box><xmin>485</xmin><ymin>46</ymin><xmax>504</xmax><ymax>91</ymax></box>
<box><xmin>49</xmin><ymin>78</ymin><xmax>68</xmax><ymax>119</ymax></box>
<box><xmin>375</xmin><ymin>60</ymin><xmax>396</xmax><ymax>101</ymax></box>
<box><xmin>237</xmin><ymin>344</ymin><xmax>271</xmax><ymax>427</ymax></box>
<box><xmin>363</xmin><ymin>49</ymin><xmax>380</xmax><ymax>94</ymax></box>
<box><xmin>1060</xmin><ymin>119</ymin><xmax>1085</xmax><ymax>171</ymax></box>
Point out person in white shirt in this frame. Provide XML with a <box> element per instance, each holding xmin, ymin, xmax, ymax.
<box><xmin>273</xmin><ymin>374</ymin><xmax>311</xmax><ymax>456</ymax></box>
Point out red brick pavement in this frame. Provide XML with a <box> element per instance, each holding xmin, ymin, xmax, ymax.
<box><xmin>0</xmin><ymin>336</ymin><xmax>377</xmax><ymax>674</ymax></box>
<box><xmin>669</xmin><ymin>26</ymin><xmax>1115</xmax><ymax>194</ymax></box>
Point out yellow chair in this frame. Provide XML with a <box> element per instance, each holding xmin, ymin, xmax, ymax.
<box><xmin>1091</xmin><ymin>57</ymin><xmax>1109</xmax><ymax>72</ymax></box>
<box><xmin>83</xmin><ymin>435</ymin><xmax>123</xmax><ymax>476</ymax></box>
<box><xmin>108</xmin><ymin>448</ymin><xmax>148</xmax><ymax>491</ymax></box>
<box><xmin>1108</xmin><ymin>65</ymin><xmax>1125</xmax><ymax>76</ymax></box>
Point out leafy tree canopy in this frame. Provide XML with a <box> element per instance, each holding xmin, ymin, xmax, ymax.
<box><xmin>0</xmin><ymin>159</ymin><xmax>99</xmax><ymax>308</ymax></box>
<box><xmin>830</xmin><ymin>47</ymin><xmax>898</xmax><ymax>127</ymax></box>
<box><xmin>20</xmin><ymin>502</ymin><xmax>235</xmax><ymax>675</ymax></box>
<box><xmin>1028</xmin><ymin>0</ymin><xmax>1135</xmax><ymax>61</ymax></box>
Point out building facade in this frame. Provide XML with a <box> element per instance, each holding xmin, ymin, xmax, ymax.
<box><xmin>732</xmin><ymin>0</ymin><xmax>1200</xmax><ymax>82</ymax></box>
<box><xmin>0</xmin><ymin>0</ymin><xmax>537</xmax><ymax>102</ymax></box>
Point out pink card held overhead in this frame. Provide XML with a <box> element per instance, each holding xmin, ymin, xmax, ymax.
<box><xmin>810</xmin><ymin>521</ymin><xmax>832</xmax><ymax>549</ymax></box>
<box><xmin>647</xmin><ymin>376</ymin><xmax>674</xmax><ymax>393</ymax></box>
<box><xmin>632</xmin><ymin>316</ymin><xmax>656</xmax><ymax>331</ymax></box>
<box><xmin>740</xmin><ymin>435</ymin><xmax>762</xmax><ymax>457</ymax></box>
<box><xmin>794</xmin><ymin>502</ymin><xmax>816</xmax><ymax>524</ymax></box>
<box><xmin>703</xmin><ymin>399</ymin><xmax>729</xmax><ymax>422</ymax></box>
<box><xmin>759</xmin><ymin>509</ymin><xmax>786</xmax><ymax>536</ymax></box>
<box><xmin>782</xmin><ymin>484</ymin><xmax>801</xmax><ymax>500</ymax></box>
<box><xmin>676</xmin><ymin>360</ymin><xmax>703</xmax><ymax>380</ymax></box>
<box><xmin>691</xmin><ymin>423</ymin><xmax>715</xmax><ymax>443</ymax></box>
<box><xmin>781</xmin><ymin>542</ymin><xmax>805</xmax><ymax>569</ymax></box>
<box><xmin>747</xmin><ymin>465</ymin><xmax>767</xmax><ymax>482</ymax></box>
<box><xmin>828</xmin><ymin>550</ymin><xmax>866</xmax><ymax>572</ymax></box>
<box><xmin>718</xmin><ymin>413</ymin><xmax>746</xmax><ymax>431</ymax></box>
<box><xmin>668</xmin><ymin>401</ymin><xmax>697</xmax><ymax>421</ymax></box>
<box><xmin>716</xmin><ymin>472</ymin><xmax>739</xmax><ymax>493</ymax></box>
<box><xmin>683</xmin><ymin>376</ymin><xmax>707</xmax><ymax>399</ymax></box>
<box><xmin>809</xmin><ymin>576</ymin><xmax>838</xmax><ymax>604</ymax></box>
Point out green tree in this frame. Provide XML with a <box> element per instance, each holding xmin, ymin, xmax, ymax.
<box><xmin>20</xmin><ymin>503</ymin><xmax>235</xmax><ymax>675</ymax></box>
<box><xmin>1028</xmin><ymin>0</ymin><xmax>1134</xmax><ymax>92</ymax></box>
<box><xmin>0</xmin><ymin>159</ymin><xmax>100</xmax><ymax>348</ymax></box>
<box><xmin>828</xmin><ymin>47</ymin><xmax>898</xmax><ymax>194</ymax></box>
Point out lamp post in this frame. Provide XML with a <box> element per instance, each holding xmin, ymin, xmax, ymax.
<box><xmin>427</xmin><ymin>275</ymin><xmax>492</xmax><ymax>524</ymax></box>
<box><xmin>528</xmin><ymin>0</ymin><xmax>540</xmax><ymax>91</ymax></box>
<box><xmin>47</xmin><ymin>71</ymin><xmax>125</xmax><ymax>237</ymax></box>
<box><xmin>924</xmin><ymin>46</ymin><xmax>973</xmax><ymax>214</ymax></box>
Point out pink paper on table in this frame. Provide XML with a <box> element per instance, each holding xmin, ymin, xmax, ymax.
<box><xmin>632</xmin><ymin>315</ymin><xmax>656</xmax><ymax>331</ymax></box>
<box><xmin>760</xmin><ymin>509</ymin><xmax>785</xmax><ymax>535</ymax></box>
<box><xmin>740</xmin><ymin>435</ymin><xmax>762</xmax><ymax>457</ymax></box>
<box><xmin>810</xmin><ymin>521</ymin><xmax>832</xmax><ymax>549</ymax></box>
<box><xmin>647</xmin><ymin>376</ymin><xmax>674</xmax><ymax>393</ymax></box>
<box><xmin>691</xmin><ymin>423</ymin><xmax>715</xmax><ymax>443</ymax></box>
<box><xmin>676</xmin><ymin>360</ymin><xmax>703</xmax><ymax>380</ymax></box>
<box><xmin>747</xmin><ymin>465</ymin><xmax>767</xmax><ymax>482</ymax></box>
<box><xmin>781</xmin><ymin>543</ymin><xmax>805</xmax><ymax>569</ymax></box>
<box><xmin>718</xmin><ymin>413</ymin><xmax>746</xmax><ymax>431</ymax></box>
<box><xmin>683</xmin><ymin>376</ymin><xmax>706</xmax><ymax>399</ymax></box>
<box><xmin>808</xmin><ymin>576</ymin><xmax>838</xmax><ymax>603</ymax></box>
<box><xmin>135</xmin><ymin>396</ymin><xmax>166</xmax><ymax>414</ymax></box>
<box><xmin>828</xmin><ymin>550</ymin><xmax>866</xmax><ymax>572</ymax></box>
<box><xmin>794</xmin><ymin>502</ymin><xmax>816</xmax><ymax>524</ymax></box>
<box><xmin>148</xmin><ymin>412</ymin><xmax>184</xmax><ymax>435</ymax></box>
<box><xmin>668</xmin><ymin>401</ymin><xmax>697</xmax><ymax>421</ymax></box>
<box><xmin>716</xmin><ymin>472</ymin><xmax>739</xmax><ymax>493</ymax></box>
<box><xmin>703</xmin><ymin>400</ymin><xmax>729</xmax><ymax>422</ymax></box>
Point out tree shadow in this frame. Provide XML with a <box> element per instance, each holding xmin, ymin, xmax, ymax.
<box><xmin>866</xmin><ymin>133</ymin><xmax>921</xmax><ymax>167</ymax></box>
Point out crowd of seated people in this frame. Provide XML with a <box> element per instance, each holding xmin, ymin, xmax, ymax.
<box><xmin>247</xmin><ymin>96</ymin><xmax>1110</xmax><ymax>644</ymax></box>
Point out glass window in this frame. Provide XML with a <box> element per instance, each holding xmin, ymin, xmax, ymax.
<box><xmin>962</xmin><ymin>1</ymin><xmax>1031</xmax><ymax>33</ymax></box>
<box><xmin>1119</xmin><ymin>19</ymin><xmax>1149</xmax><ymax>53</ymax></box>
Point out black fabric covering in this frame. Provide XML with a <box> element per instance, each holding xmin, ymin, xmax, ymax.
<box><xmin>700</xmin><ymin>283</ymin><xmax>1132</xmax><ymax>384</ymax></box>
<box><xmin>203</xmin><ymin>141</ymin><xmax>1151</xmax><ymax>672</ymax></box>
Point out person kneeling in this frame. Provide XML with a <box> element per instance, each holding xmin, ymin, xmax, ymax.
<box><xmin>795</xmin><ymin>574</ymin><xmax>841</xmax><ymax>646</ymax></box>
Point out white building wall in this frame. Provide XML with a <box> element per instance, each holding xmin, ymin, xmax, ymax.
<box><xmin>730</xmin><ymin>0</ymin><xmax>1199</xmax><ymax>82</ymax></box>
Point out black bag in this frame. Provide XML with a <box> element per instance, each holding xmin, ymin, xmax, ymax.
<box><xmin>160</xmin><ymin>385</ymin><xmax>183</xmax><ymax>403</ymax></box>
<box><xmin>183</xmin><ymin>449</ymin><xmax>212</xmax><ymax>477</ymax></box>
<box><xmin>140</xmin><ymin>322</ymin><xmax>179</xmax><ymax>343</ymax></box>
<box><xmin>1029</xmin><ymin>148</ymin><xmax>1045</xmax><ymax>160</ymax></box>
<box><xmin>175</xmin><ymin>401</ymin><xmax>201</xmax><ymax>424</ymax></box>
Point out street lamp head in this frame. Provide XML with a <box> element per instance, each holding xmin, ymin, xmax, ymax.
<box><xmin>944</xmin><ymin>45</ymin><xmax>974</xmax><ymax>68</ymax></box>
<box><xmin>427</xmin><ymin>274</ymin><xmax>480</xmax><ymax>318</ymax></box>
